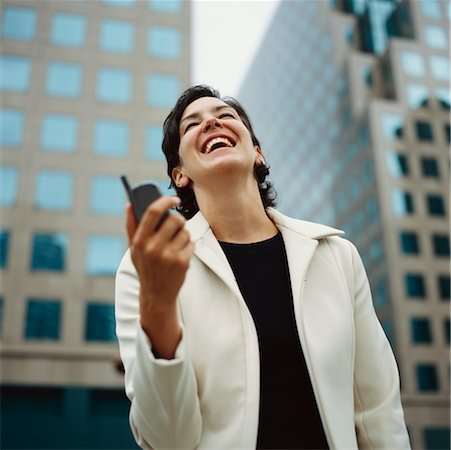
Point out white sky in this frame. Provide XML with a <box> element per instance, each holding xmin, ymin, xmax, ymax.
<box><xmin>192</xmin><ymin>0</ymin><xmax>280</xmax><ymax>97</ymax></box>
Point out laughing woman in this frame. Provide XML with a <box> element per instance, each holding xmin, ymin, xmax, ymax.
<box><xmin>115</xmin><ymin>85</ymin><xmax>410</xmax><ymax>450</ymax></box>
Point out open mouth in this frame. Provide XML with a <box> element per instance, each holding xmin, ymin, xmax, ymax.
<box><xmin>203</xmin><ymin>136</ymin><xmax>236</xmax><ymax>154</ymax></box>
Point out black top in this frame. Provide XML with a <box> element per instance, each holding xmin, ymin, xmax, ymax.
<box><xmin>219</xmin><ymin>232</ymin><xmax>329</xmax><ymax>450</ymax></box>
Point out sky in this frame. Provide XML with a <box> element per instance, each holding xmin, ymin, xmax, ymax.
<box><xmin>192</xmin><ymin>0</ymin><xmax>280</xmax><ymax>96</ymax></box>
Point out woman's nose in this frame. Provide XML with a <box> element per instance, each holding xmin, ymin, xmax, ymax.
<box><xmin>203</xmin><ymin>116</ymin><xmax>222</xmax><ymax>132</ymax></box>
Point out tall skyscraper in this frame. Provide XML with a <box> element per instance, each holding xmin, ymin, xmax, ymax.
<box><xmin>238</xmin><ymin>0</ymin><xmax>450</xmax><ymax>448</ymax></box>
<box><xmin>0</xmin><ymin>1</ymin><xmax>190</xmax><ymax>448</ymax></box>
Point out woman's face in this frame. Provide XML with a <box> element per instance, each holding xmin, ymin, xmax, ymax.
<box><xmin>173</xmin><ymin>96</ymin><xmax>262</xmax><ymax>190</ymax></box>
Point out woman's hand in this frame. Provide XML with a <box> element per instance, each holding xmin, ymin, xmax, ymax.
<box><xmin>126</xmin><ymin>196</ymin><xmax>194</xmax><ymax>358</ymax></box>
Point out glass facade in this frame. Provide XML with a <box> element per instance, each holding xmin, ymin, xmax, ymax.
<box><xmin>148</xmin><ymin>26</ymin><xmax>181</xmax><ymax>59</ymax></box>
<box><xmin>24</xmin><ymin>299</ymin><xmax>61</xmax><ymax>340</ymax></box>
<box><xmin>0</xmin><ymin>166</ymin><xmax>18</xmax><ymax>207</ymax></box>
<box><xmin>432</xmin><ymin>235</ymin><xmax>450</xmax><ymax>257</ymax></box>
<box><xmin>96</xmin><ymin>68</ymin><xmax>132</xmax><ymax>104</ymax></box>
<box><xmin>100</xmin><ymin>20</ymin><xmax>134</xmax><ymax>53</ymax></box>
<box><xmin>1</xmin><ymin>6</ymin><xmax>37</xmax><ymax>41</ymax></box>
<box><xmin>381</xmin><ymin>113</ymin><xmax>404</xmax><ymax>139</ymax></box>
<box><xmin>415</xmin><ymin>121</ymin><xmax>434</xmax><ymax>141</ymax></box>
<box><xmin>419</xmin><ymin>0</ymin><xmax>442</xmax><ymax>18</ymax></box>
<box><xmin>393</xmin><ymin>190</ymin><xmax>414</xmax><ymax>216</ymax></box>
<box><xmin>85</xmin><ymin>236</ymin><xmax>125</xmax><ymax>276</ymax></box>
<box><xmin>31</xmin><ymin>233</ymin><xmax>68</xmax><ymax>271</ymax></box>
<box><xmin>387</xmin><ymin>152</ymin><xmax>408</xmax><ymax>176</ymax></box>
<box><xmin>147</xmin><ymin>74</ymin><xmax>180</xmax><ymax>107</ymax></box>
<box><xmin>0</xmin><ymin>56</ymin><xmax>31</xmax><ymax>92</ymax></box>
<box><xmin>421</xmin><ymin>157</ymin><xmax>440</xmax><ymax>178</ymax></box>
<box><xmin>400</xmin><ymin>231</ymin><xmax>420</xmax><ymax>254</ymax></box>
<box><xmin>430</xmin><ymin>56</ymin><xmax>450</xmax><ymax>81</ymax></box>
<box><xmin>406</xmin><ymin>84</ymin><xmax>429</xmax><ymax>109</ymax></box>
<box><xmin>424</xmin><ymin>428</ymin><xmax>451</xmax><ymax>450</ymax></box>
<box><xmin>438</xmin><ymin>275</ymin><xmax>450</xmax><ymax>300</ymax></box>
<box><xmin>93</xmin><ymin>119</ymin><xmax>129</xmax><ymax>157</ymax></box>
<box><xmin>0</xmin><ymin>230</ymin><xmax>10</xmax><ymax>269</ymax></box>
<box><xmin>426</xmin><ymin>195</ymin><xmax>445</xmax><ymax>216</ymax></box>
<box><xmin>424</xmin><ymin>25</ymin><xmax>447</xmax><ymax>50</ymax></box>
<box><xmin>85</xmin><ymin>303</ymin><xmax>116</xmax><ymax>342</ymax></box>
<box><xmin>416</xmin><ymin>364</ymin><xmax>438</xmax><ymax>392</ymax></box>
<box><xmin>145</xmin><ymin>125</ymin><xmax>165</xmax><ymax>161</ymax></box>
<box><xmin>0</xmin><ymin>108</ymin><xmax>24</xmax><ymax>147</ymax></box>
<box><xmin>90</xmin><ymin>175</ymin><xmax>125</xmax><ymax>215</ymax></box>
<box><xmin>411</xmin><ymin>318</ymin><xmax>432</xmax><ymax>344</ymax></box>
<box><xmin>51</xmin><ymin>13</ymin><xmax>86</xmax><ymax>48</ymax></box>
<box><xmin>401</xmin><ymin>51</ymin><xmax>425</xmax><ymax>77</ymax></box>
<box><xmin>34</xmin><ymin>170</ymin><xmax>74</xmax><ymax>211</ymax></box>
<box><xmin>46</xmin><ymin>62</ymin><xmax>82</xmax><ymax>98</ymax></box>
<box><xmin>148</xmin><ymin>0</ymin><xmax>181</xmax><ymax>13</ymax></box>
<box><xmin>405</xmin><ymin>273</ymin><xmax>426</xmax><ymax>298</ymax></box>
<box><xmin>40</xmin><ymin>114</ymin><xmax>78</xmax><ymax>153</ymax></box>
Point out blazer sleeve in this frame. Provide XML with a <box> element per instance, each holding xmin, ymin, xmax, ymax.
<box><xmin>348</xmin><ymin>241</ymin><xmax>411</xmax><ymax>449</ymax></box>
<box><xmin>115</xmin><ymin>250</ymin><xmax>202</xmax><ymax>450</ymax></box>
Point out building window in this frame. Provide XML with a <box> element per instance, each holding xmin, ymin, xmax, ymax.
<box><xmin>430</xmin><ymin>56</ymin><xmax>450</xmax><ymax>81</ymax></box>
<box><xmin>85</xmin><ymin>303</ymin><xmax>116</xmax><ymax>342</ymax></box>
<box><xmin>90</xmin><ymin>175</ymin><xmax>125</xmax><ymax>215</ymax></box>
<box><xmin>0</xmin><ymin>55</ymin><xmax>31</xmax><ymax>92</ymax></box>
<box><xmin>361</xmin><ymin>66</ymin><xmax>373</xmax><ymax>87</ymax></box>
<box><xmin>148</xmin><ymin>0</ymin><xmax>181</xmax><ymax>13</ymax></box>
<box><xmin>444</xmin><ymin>124</ymin><xmax>450</xmax><ymax>144</ymax></box>
<box><xmin>393</xmin><ymin>190</ymin><xmax>414</xmax><ymax>216</ymax></box>
<box><xmin>401</xmin><ymin>51</ymin><xmax>425</xmax><ymax>77</ymax></box>
<box><xmin>421</xmin><ymin>157</ymin><xmax>440</xmax><ymax>178</ymax></box>
<box><xmin>405</xmin><ymin>273</ymin><xmax>426</xmax><ymax>298</ymax></box>
<box><xmin>444</xmin><ymin>319</ymin><xmax>450</xmax><ymax>345</ymax></box>
<box><xmin>342</xmin><ymin>24</ymin><xmax>354</xmax><ymax>44</ymax></box>
<box><xmin>96</xmin><ymin>68</ymin><xmax>132</xmax><ymax>104</ymax></box>
<box><xmin>40</xmin><ymin>114</ymin><xmax>78</xmax><ymax>153</ymax></box>
<box><xmin>93</xmin><ymin>119</ymin><xmax>129</xmax><ymax>157</ymax></box>
<box><xmin>426</xmin><ymin>194</ymin><xmax>445</xmax><ymax>216</ymax></box>
<box><xmin>381</xmin><ymin>113</ymin><xmax>404</xmax><ymax>139</ymax></box>
<box><xmin>419</xmin><ymin>0</ymin><xmax>441</xmax><ymax>18</ymax></box>
<box><xmin>406</xmin><ymin>84</ymin><xmax>429</xmax><ymax>109</ymax></box>
<box><xmin>148</xmin><ymin>26</ymin><xmax>181</xmax><ymax>60</ymax></box>
<box><xmin>438</xmin><ymin>275</ymin><xmax>450</xmax><ymax>300</ymax></box>
<box><xmin>51</xmin><ymin>13</ymin><xmax>86</xmax><ymax>48</ymax></box>
<box><xmin>103</xmin><ymin>0</ymin><xmax>135</xmax><ymax>6</ymax></box>
<box><xmin>0</xmin><ymin>108</ymin><xmax>24</xmax><ymax>147</ymax></box>
<box><xmin>432</xmin><ymin>234</ymin><xmax>450</xmax><ymax>257</ymax></box>
<box><xmin>411</xmin><ymin>318</ymin><xmax>432</xmax><ymax>344</ymax></box>
<box><xmin>387</xmin><ymin>152</ymin><xmax>409</xmax><ymax>176</ymax></box>
<box><xmin>415</xmin><ymin>121</ymin><xmax>434</xmax><ymax>141</ymax></box>
<box><xmin>24</xmin><ymin>299</ymin><xmax>61</xmax><ymax>340</ymax></box>
<box><xmin>400</xmin><ymin>231</ymin><xmax>420</xmax><ymax>254</ymax></box>
<box><xmin>46</xmin><ymin>62</ymin><xmax>82</xmax><ymax>98</ymax></box>
<box><xmin>145</xmin><ymin>125</ymin><xmax>164</xmax><ymax>161</ymax></box>
<box><xmin>424</xmin><ymin>428</ymin><xmax>451</xmax><ymax>450</ymax></box>
<box><xmin>436</xmin><ymin>88</ymin><xmax>450</xmax><ymax>110</ymax></box>
<box><xmin>34</xmin><ymin>170</ymin><xmax>74</xmax><ymax>211</ymax></box>
<box><xmin>416</xmin><ymin>364</ymin><xmax>438</xmax><ymax>392</ymax></box>
<box><xmin>1</xmin><ymin>6</ymin><xmax>37</xmax><ymax>41</ymax></box>
<box><xmin>0</xmin><ymin>166</ymin><xmax>18</xmax><ymax>207</ymax></box>
<box><xmin>31</xmin><ymin>233</ymin><xmax>68</xmax><ymax>272</ymax></box>
<box><xmin>0</xmin><ymin>230</ymin><xmax>10</xmax><ymax>269</ymax></box>
<box><xmin>100</xmin><ymin>20</ymin><xmax>134</xmax><ymax>54</ymax></box>
<box><xmin>86</xmin><ymin>235</ymin><xmax>125</xmax><ymax>276</ymax></box>
<box><xmin>425</xmin><ymin>25</ymin><xmax>447</xmax><ymax>49</ymax></box>
<box><xmin>147</xmin><ymin>74</ymin><xmax>180</xmax><ymax>107</ymax></box>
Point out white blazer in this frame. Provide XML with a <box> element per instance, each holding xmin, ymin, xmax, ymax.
<box><xmin>115</xmin><ymin>208</ymin><xmax>410</xmax><ymax>450</ymax></box>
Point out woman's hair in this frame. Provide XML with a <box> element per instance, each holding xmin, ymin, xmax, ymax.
<box><xmin>162</xmin><ymin>84</ymin><xmax>277</xmax><ymax>219</ymax></box>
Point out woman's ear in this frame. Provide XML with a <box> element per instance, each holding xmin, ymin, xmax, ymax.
<box><xmin>255</xmin><ymin>146</ymin><xmax>266</xmax><ymax>166</ymax></box>
<box><xmin>172</xmin><ymin>166</ymin><xmax>190</xmax><ymax>188</ymax></box>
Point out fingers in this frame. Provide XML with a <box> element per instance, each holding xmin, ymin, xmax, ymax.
<box><xmin>126</xmin><ymin>203</ymin><xmax>138</xmax><ymax>246</ymax></box>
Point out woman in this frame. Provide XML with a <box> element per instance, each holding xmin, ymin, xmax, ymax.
<box><xmin>115</xmin><ymin>85</ymin><xmax>410</xmax><ymax>449</ymax></box>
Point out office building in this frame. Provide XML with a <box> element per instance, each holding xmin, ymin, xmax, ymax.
<box><xmin>0</xmin><ymin>0</ymin><xmax>190</xmax><ymax>447</ymax></box>
<box><xmin>238</xmin><ymin>0</ymin><xmax>450</xmax><ymax>448</ymax></box>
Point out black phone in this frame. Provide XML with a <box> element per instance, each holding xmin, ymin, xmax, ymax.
<box><xmin>120</xmin><ymin>175</ymin><xmax>167</xmax><ymax>225</ymax></box>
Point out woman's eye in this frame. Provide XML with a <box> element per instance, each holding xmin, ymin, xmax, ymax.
<box><xmin>184</xmin><ymin>123</ymin><xmax>197</xmax><ymax>133</ymax></box>
<box><xmin>219</xmin><ymin>113</ymin><xmax>234</xmax><ymax>119</ymax></box>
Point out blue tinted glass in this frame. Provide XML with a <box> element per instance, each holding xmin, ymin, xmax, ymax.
<box><xmin>1</xmin><ymin>6</ymin><xmax>37</xmax><ymax>41</ymax></box>
<box><xmin>31</xmin><ymin>233</ymin><xmax>68</xmax><ymax>271</ymax></box>
<box><xmin>438</xmin><ymin>275</ymin><xmax>450</xmax><ymax>300</ymax></box>
<box><xmin>93</xmin><ymin>119</ymin><xmax>129</xmax><ymax>157</ymax></box>
<box><xmin>425</xmin><ymin>25</ymin><xmax>447</xmax><ymax>49</ymax></box>
<box><xmin>427</xmin><ymin>195</ymin><xmax>445</xmax><ymax>216</ymax></box>
<box><xmin>406</xmin><ymin>84</ymin><xmax>429</xmax><ymax>109</ymax></box>
<box><xmin>147</xmin><ymin>74</ymin><xmax>180</xmax><ymax>107</ymax></box>
<box><xmin>421</xmin><ymin>157</ymin><xmax>440</xmax><ymax>177</ymax></box>
<box><xmin>100</xmin><ymin>20</ymin><xmax>134</xmax><ymax>53</ymax></box>
<box><xmin>97</xmin><ymin>68</ymin><xmax>132</xmax><ymax>103</ymax></box>
<box><xmin>145</xmin><ymin>125</ymin><xmax>164</xmax><ymax>161</ymax></box>
<box><xmin>103</xmin><ymin>0</ymin><xmax>135</xmax><ymax>6</ymax></box>
<box><xmin>0</xmin><ymin>166</ymin><xmax>18</xmax><ymax>207</ymax></box>
<box><xmin>0</xmin><ymin>230</ymin><xmax>10</xmax><ymax>269</ymax></box>
<box><xmin>85</xmin><ymin>303</ymin><xmax>116</xmax><ymax>341</ymax></box>
<box><xmin>90</xmin><ymin>175</ymin><xmax>125</xmax><ymax>214</ymax></box>
<box><xmin>432</xmin><ymin>235</ymin><xmax>450</xmax><ymax>257</ymax></box>
<box><xmin>381</xmin><ymin>113</ymin><xmax>404</xmax><ymax>139</ymax></box>
<box><xmin>416</xmin><ymin>364</ymin><xmax>438</xmax><ymax>391</ymax></box>
<box><xmin>387</xmin><ymin>152</ymin><xmax>409</xmax><ymax>176</ymax></box>
<box><xmin>46</xmin><ymin>62</ymin><xmax>82</xmax><ymax>98</ymax></box>
<box><xmin>401</xmin><ymin>51</ymin><xmax>425</xmax><ymax>77</ymax></box>
<box><xmin>424</xmin><ymin>428</ymin><xmax>451</xmax><ymax>450</ymax></box>
<box><xmin>51</xmin><ymin>13</ymin><xmax>86</xmax><ymax>48</ymax></box>
<box><xmin>40</xmin><ymin>114</ymin><xmax>78</xmax><ymax>153</ymax></box>
<box><xmin>420</xmin><ymin>0</ymin><xmax>441</xmax><ymax>18</ymax></box>
<box><xmin>411</xmin><ymin>318</ymin><xmax>432</xmax><ymax>343</ymax></box>
<box><xmin>0</xmin><ymin>56</ymin><xmax>31</xmax><ymax>91</ymax></box>
<box><xmin>393</xmin><ymin>190</ymin><xmax>414</xmax><ymax>216</ymax></box>
<box><xmin>416</xmin><ymin>121</ymin><xmax>434</xmax><ymax>141</ymax></box>
<box><xmin>35</xmin><ymin>170</ymin><xmax>74</xmax><ymax>211</ymax></box>
<box><xmin>405</xmin><ymin>273</ymin><xmax>426</xmax><ymax>298</ymax></box>
<box><xmin>148</xmin><ymin>26</ymin><xmax>181</xmax><ymax>59</ymax></box>
<box><xmin>86</xmin><ymin>235</ymin><xmax>125</xmax><ymax>276</ymax></box>
<box><xmin>400</xmin><ymin>231</ymin><xmax>419</xmax><ymax>254</ymax></box>
<box><xmin>436</xmin><ymin>88</ymin><xmax>450</xmax><ymax>109</ymax></box>
<box><xmin>25</xmin><ymin>299</ymin><xmax>61</xmax><ymax>340</ymax></box>
<box><xmin>0</xmin><ymin>108</ymin><xmax>24</xmax><ymax>147</ymax></box>
<box><xmin>430</xmin><ymin>56</ymin><xmax>450</xmax><ymax>81</ymax></box>
<box><xmin>148</xmin><ymin>0</ymin><xmax>181</xmax><ymax>13</ymax></box>
<box><xmin>444</xmin><ymin>320</ymin><xmax>450</xmax><ymax>345</ymax></box>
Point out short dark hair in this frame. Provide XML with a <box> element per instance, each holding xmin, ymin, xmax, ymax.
<box><xmin>162</xmin><ymin>85</ymin><xmax>277</xmax><ymax>219</ymax></box>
